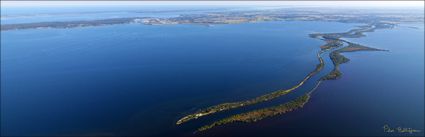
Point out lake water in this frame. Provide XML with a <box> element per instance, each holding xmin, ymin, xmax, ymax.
<box><xmin>1</xmin><ymin>9</ymin><xmax>424</xmax><ymax>136</ymax></box>
<box><xmin>197</xmin><ymin>23</ymin><xmax>425</xmax><ymax>136</ymax></box>
<box><xmin>0</xmin><ymin>6</ymin><xmax>260</xmax><ymax>24</ymax></box>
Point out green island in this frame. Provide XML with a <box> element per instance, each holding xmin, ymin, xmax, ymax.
<box><xmin>309</xmin><ymin>22</ymin><xmax>395</xmax><ymax>40</ymax></box>
<box><xmin>178</xmin><ymin>22</ymin><xmax>392</xmax><ymax>126</ymax></box>
<box><xmin>198</xmin><ymin>94</ymin><xmax>310</xmax><ymax>132</ymax></box>
<box><xmin>192</xmin><ymin>22</ymin><xmax>392</xmax><ymax>132</ymax></box>
<box><xmin>319</xmin><ymin>40</ymin><xmax>343</xmax><ymax>50</ymax></box>
<box><xmin>312</xmin><ymin>23</ymin><xmax>390</xmax><ymax>80</ymax></box>
<box><xmin>321</xmin><ymin>42</ymin><xmax>387</xmax><ymax>80</ymax></box>
<box><xmin>176</xmin><ymin>50</ymin><xmax>325</xmax><ymax>125</ymax></box>
<box><xmin>197</xmin><ymin>81</ymin><xmax>322</xmax><ymax>132</ymax></box>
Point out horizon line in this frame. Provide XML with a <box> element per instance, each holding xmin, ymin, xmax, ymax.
<box><xmin>1</xmin><ymin>1</ymin><xmax>424</xmax><ymax>8</ymax></box>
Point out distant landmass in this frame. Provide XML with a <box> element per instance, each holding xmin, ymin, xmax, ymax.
<box><xmin>1</xmin><ymin>8</ymin><xmax>423</xmax><ymax>31</ymax></box>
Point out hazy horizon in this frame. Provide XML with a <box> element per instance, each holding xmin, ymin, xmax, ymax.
<box><xmin>1</xmin><ymin>1</ymin><xmax>424</xmax><ymax>8</ymax></box>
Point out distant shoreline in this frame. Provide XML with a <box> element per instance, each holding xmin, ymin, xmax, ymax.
<box><xmin>1</xmin><ymin>7</ymin><xmax>423</xmax><ymax>31</ymax></box>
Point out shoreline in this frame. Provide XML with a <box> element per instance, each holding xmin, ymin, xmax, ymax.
<box><xmin>1</xmin><ymin>8</ymin><xmax>422</xmax><ymax>31</ymax></box>
<box><xmin>176</xmin><ymin>48</ymin><xmax>326</xmax><ymax>125</ymax></box>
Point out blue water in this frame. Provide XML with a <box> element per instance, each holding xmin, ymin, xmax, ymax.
<box><xmin>1</xmin><ymin>6</ymin><xmax>259</xmax><ymax>24</ymax></box>
<box><xmin>201</xmin><ymin>23</ymin><xmax>425</xmax><ymax>136</ymax></box>
<box><xmin>1</xmin><ymin>6</ymin><xmax>424</xmax><ymax>136</ymax></box>
<box><xmin>1</xmin><ymin>20</ymin><xmax>362</xmax><ymax>136</ymax></box>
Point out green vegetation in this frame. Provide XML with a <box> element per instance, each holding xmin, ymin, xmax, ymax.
<box><xmin>179</xmin><ymin>22</ymin><xmax>390</xmax><ymax>126</ymax></box>
<box><xmin>198</xmin><ymin>93</ymin><xmax>311</xmax><ymax>132</ymax></box>
<box><xmin>330</xmin><ymin>51</ymin><xmax>350</xmax><ymax>66</ymax></box>
<box><xmin>320</xmin><ymin>40</ymin><xmax>343</xmax><ymax>50</ymax></box>
<box><xmin>197</xmin><ymin>81</ymin><xmax>323</xmax><ymax>132</ymax></box>
<box><xmin>320</xmin><ymin>51</ymin><xmax>349</xmax><ymax>80</ymax></box>
<box><xmin>315</xmin><ymin>23</ymin><xmax>388</xmax><ymax>80</ymax></box>
<box><xmin>322</xmin><ymin>44</ymin><xmax>385</xmax><ymax>80</ymax></box>
<box><xmin>310</xmin><ymin>22</ymin><xmax>396</xmax><ymax>41</ymax></box>
<box><xmin>178</xmin><ymin>22</ymin><xmax>391</xmax><ymax>132</ymax></box>
<box><xmin>320</xmin><ymin>42</ymin><xmax>386</xmax><ymax>80</ymax></box>
<box><xmin>339</xmin><ymin>42</ymin><xmax>387</xmax><ymax>52</ymax></box>
<box><xmin>321</xmin><ymin>68</ymin><xmax>342</xmax><ymax>80</ymax></box>
<box><xmin>176</xmin><ymin>51</ymin><xmax>325</xmax><ymax>125</ymax></box>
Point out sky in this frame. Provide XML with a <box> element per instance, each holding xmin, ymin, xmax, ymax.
<box><xmin>1</xmin><ymin>1</ymin><xmax>424</xmax><ymax>8</ymax></box>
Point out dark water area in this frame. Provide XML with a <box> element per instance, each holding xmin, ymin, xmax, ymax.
<box><xmin>203</xmin><ymin>23</ymin><xmax>424</xmax><ymax>136</ymax></box>
<box><xmin>1</xmin><ymin>21</ymin><xmax>361</xmax><ymax>136</ymax></box>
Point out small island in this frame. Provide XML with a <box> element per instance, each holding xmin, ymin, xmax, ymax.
<box><xmin>319</xmin><ymin>40</ymin><xmax>343</xmax><ymax>50</ymax></box>
<box><xmin>176</xmin><ymin>51</ymin><xmax>325</xmax><ymax>125</ymax></box>
<box><xmin>197</xmin><ymin>81</ymin><xmax>322</xmax><ymax>132</ymax></box>
<box><xmin>311</xmin><ymin>23</ymin><xmax>390</xmax><ymax>80</ymax></box>
<box><xmin>198</xmin><ymin>94</ymin><xmax>311</xmax><ymax>132</ymax></box>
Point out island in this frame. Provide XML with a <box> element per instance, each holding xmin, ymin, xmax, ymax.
<box><xmin>197</xmin><ymin>81</ymin><xmax>322</xmax><ymax>132</ymax></box>
<box><xmin>310</xmin><ymin>22</ymin><xmax>391</xmax><ymax>80</ymax></box>
<box><xmin>176</xmin><ymin>50</ymin><xmax>325</xmax><ymax>125</ymax></box>
<box><xmin>192</xmin><ymin>22</ymin><xmax>393</xmax><ymax>132</ymax></box>
<box><xmin>177</xmin><ymin>21</ymin><xmax>391</xmax><ymax>126</ymax></box>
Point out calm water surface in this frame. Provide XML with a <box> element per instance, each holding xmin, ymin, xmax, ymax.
<box><xmin>1</xmin><ymin>14</ymin><xmax>423</xmax><ymax>136</ymax></box>
<box><xmin>201</xmin><ymin>23</ymin><xmax>424</xmax><ymax>136</ymax></box>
